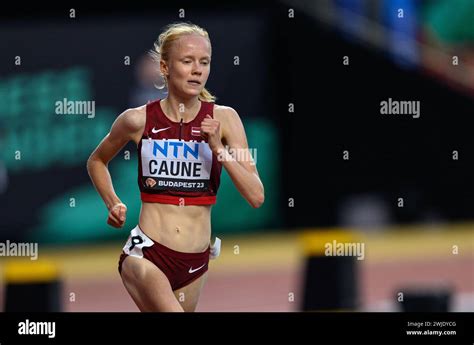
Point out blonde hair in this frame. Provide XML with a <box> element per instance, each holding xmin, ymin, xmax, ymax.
<box><xmin>149</xmin><ymin>22</ymin><xmax>216</xmax><ymax>102</ymax></box>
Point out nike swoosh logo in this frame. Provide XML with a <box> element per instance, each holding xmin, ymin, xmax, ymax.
<box><xmin>151</xmin><ymin>126</ymin><xmax>171</xmax><ymax>134</ymax></box>
<box><xmin>188</xmin><ymin>263</ymin><xmax>206</xmax><ymax>274</ymax></box>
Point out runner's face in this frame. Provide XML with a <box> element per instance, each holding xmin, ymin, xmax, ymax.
<box><xmin>166</xmin><ymin>35</ymin><xmax>211</xmax><ymax>99</ymax></box>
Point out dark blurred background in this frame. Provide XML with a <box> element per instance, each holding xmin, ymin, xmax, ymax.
<box><xmin>284</xmin><ymin>0</ymin><xmax>474</xmax><ymax>230</ymax></box>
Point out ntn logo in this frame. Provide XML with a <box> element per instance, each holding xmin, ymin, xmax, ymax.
<box><xmin>153</xmin><ymin>141</ymin><xmax>200</xmax><ymax>159</ymax></box>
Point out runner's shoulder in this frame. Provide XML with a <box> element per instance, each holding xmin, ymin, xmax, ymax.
<box><xmin>118</xmin><ymin>105</ymin><xmax>146</xmax><ymax>133</ymax></box>
<box><xmin>213</xmin><ymin>104</ymin><xmax>239</xmax><ymax>123</ymax></box>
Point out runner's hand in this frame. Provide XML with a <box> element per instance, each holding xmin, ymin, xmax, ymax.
<box><xmin>107</xmin><ymin>202</ymin><xmax>127</xmax><ymax>228</ymax></box>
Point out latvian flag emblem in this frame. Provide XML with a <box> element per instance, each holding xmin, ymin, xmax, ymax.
<box><xmin>191</xmin><ymin>127</ymin><xmax>201</xmax><ymax>136</ymax></box>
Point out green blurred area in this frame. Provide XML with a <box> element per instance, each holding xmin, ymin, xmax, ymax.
<box><xmin>423</xmin><ymin>0</ymin><xmax>474</xmax><ymax>44</ymax></box>
<box><xmin>0</xmin><ymin>68</ymin><xmax>113</xmax><ymax>171</ymax></box>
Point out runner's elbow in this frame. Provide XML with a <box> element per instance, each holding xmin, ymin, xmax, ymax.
<box><xmin>86</xmin><ymin>154</ymin><xmax>105</xmax><ymax>172</ymax></box>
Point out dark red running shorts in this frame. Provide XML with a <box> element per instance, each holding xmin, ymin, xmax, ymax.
<box><xmin>118</xmin><ymin>225</ymin><xmax>210</xmax><ymax>291</ymax></box>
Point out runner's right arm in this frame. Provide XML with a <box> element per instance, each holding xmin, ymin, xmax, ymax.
<box><xmin>86</xmin><ymin>108</ymin><xmax>144</xmax><ymax>228</ymax></box>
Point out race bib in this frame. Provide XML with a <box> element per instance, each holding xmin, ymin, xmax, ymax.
<box><xmin>141</xmin><ymin>139</ymin><xmax>213</xmax><ymax>192</ymax></box>
<box><xmin>123</xmin><ymin>226</ymin><xmax>154</xmax><ymax>258</ymax></box>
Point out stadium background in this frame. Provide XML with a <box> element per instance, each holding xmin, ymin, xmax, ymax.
<box><xmin>0</xmin><ymin>0</ymin><xmax>472</xmax><ymax>312</ymax></box>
